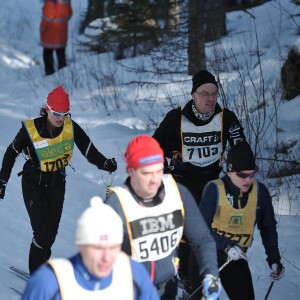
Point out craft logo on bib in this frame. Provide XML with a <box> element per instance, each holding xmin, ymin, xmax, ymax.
<box><xmin>183</xmin><ymin>132</ymin><xmax>220</xmax><ymax>145</ymax></box>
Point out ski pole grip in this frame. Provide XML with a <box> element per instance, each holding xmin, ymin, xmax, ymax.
<box><xmin>105</xmin><ymin>172</ymin><xmax>112</xmax><ymax>199</ymax></box>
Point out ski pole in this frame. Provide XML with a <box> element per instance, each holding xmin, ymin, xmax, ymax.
<box><xmin>105</xmin><ymin>172</ymin><xmax>112</xmax><ymax>199</ymax></box>
<box><xmin>218</xmin><ymin>257</ymin><xmax>232</xmax><ymax>272</ymax></box>
<box><xmin>264</xmin><ymin>281</ymin><xmax>274</xmax><ymax>300</ymax></box>
<box><xmin>184</xmin><ymin>258</ymin><xmax>232</xmax><ymax>300</ymax></box>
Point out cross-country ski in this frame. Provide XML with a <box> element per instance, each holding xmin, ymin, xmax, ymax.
<box><xmin>9</xmin><ymin>267</ymin><xmax>30</xmax><ymax>282</ymax></box>
<box><xmin>0</xmin><ymin>0</ymin><xmax>299</xmax><ymax>299</ymax></box>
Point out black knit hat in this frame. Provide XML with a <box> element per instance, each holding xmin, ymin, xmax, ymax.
<box><xmin>227</xmin><ymin>142</ymin><xmax>257</xmax><ymax>172</ymax></box>
<box><xmin>191</xmin><ymin>70</ymin><xmax>218</xmax><ymax>95</ymax></box>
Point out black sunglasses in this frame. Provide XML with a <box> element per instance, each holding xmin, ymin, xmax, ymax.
<box><xmin>235</xmin><ymin>171</ymin><xmax>257</xmax><ymax>179</ymax></box>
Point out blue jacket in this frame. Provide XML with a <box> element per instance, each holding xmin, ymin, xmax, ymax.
<box><xmin>21</xmin><ymin>253</ymin><xmax>159</xmax><ymax>300</ymax></box>
<box><xmin>199</xmin><ymin>175</ymin><xmax>281</xmax><ymax>266</ymax></box>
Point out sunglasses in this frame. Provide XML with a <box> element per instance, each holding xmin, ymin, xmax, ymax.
<box><xmin>49</xmin><ymin>109</ymin><xmax>70</xmax><ymax>118</ymax></box>
<box><xmin>235</xmin><ymin>171</ymin><xmax>257</xmax><ymax>179</ymax></box>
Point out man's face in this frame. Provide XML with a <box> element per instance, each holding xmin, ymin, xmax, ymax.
<box><xmin>79</xmin><ymin>244</ymin><xmax>121</xmax><ymax>278</ymax></box>
<box><xmin>129</xmin><ymin>162</ymin><xmax>164</xmax><ymax>199</ymax></box>
<box><xmin>192</xmin><ymin>83</ymin><xmax>218</xmax><ymax>114</ymax></box>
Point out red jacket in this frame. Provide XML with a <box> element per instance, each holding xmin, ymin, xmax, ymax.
<box><xmin>40</xmin><ymin>0</ymin><xmax>73</xmax><ymax>49</ymax></box>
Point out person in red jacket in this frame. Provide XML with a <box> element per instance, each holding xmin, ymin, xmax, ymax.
<box><xmin>40</xmin><ymin>0</ymin><xmax>73</xmax><ymax>75</ymax></box>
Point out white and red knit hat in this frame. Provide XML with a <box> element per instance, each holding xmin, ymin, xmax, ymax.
<box><xmin>76</xmin><ymin>197</ymin><xmax>123</xmax><ymax>245</ymax></box>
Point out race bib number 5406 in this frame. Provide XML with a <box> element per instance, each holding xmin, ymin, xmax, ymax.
<box><xmin>136</xmin><ymin>231</ymin><xmax>179</xmax><ymax>261</ymax></box>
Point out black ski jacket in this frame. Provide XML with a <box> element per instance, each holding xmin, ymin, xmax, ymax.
<box><xmin>0</xmin><ymin>116</ymin><xmax>107</xmax><ymax>187</ymax></box>
<box><xmin>153</xmin><ymin>101</ymin><xmax>248</xmax><ymax>181</ymax></box>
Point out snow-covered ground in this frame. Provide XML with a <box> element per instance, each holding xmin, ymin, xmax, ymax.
<box><xmin>0</xmin><ymin>1</ymin><xmax>299</xmax><ymax>299</ymax></box>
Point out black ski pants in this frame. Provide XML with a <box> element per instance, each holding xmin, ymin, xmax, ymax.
<box><xmin>175</xmin><ymin>175</ymin><xmax>207</xmax><ymax>282</ymax></box>
<box><xmin>43</xmin><ymin>47</ymin><xmax>67</xmax><ymax>76</ymax></box>
<box><xmin>158</xmin><ymin>276</ymin><xmax>178</xmax><ymax>300</ymax></box>
<box><xmin>22</xmin><ymin>179</ymin><xmax>65</xmax><ymax>274</ymax></box>
<box><xmin>220</xmin><ymin>259</ymin><xmax>255</xmax><ymax>300</ymax></box>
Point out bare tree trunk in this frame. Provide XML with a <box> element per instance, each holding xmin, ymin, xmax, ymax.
<box><xmin>205</xmin><ymin>0</ymin><xmax>226</xmax><ymax>42</ymax></box>
<box><xmin>80</xmin><ymin>0</ymin><xmax>105</xmax><ymax>34</ymax></box>
<box><xmin>188</xmin><ymin>0</ymin><xmax>206</xmax><ymax>75</ymax></box>
<box><xmin>188</xmin><ymin>0</ymin><xmax>226</xmax><ymax>75</ymax></box>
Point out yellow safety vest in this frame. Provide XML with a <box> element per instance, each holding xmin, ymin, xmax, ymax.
<box><xmin>211</xmin><ymin>179</ymin><xmax>257</xmax><ymax>248</ymax></box>
<box><xmin>23</xmin><ymin>118</ymin><xmax>74</xmax><ymax>172</ymax></box>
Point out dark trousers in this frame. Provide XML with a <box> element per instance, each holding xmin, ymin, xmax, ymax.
<box><xmin>174</xmin><ymin>172</ymin><xmax>220</xmax><ymax>285</ymax></box>
<box><xmin>22</xmin><ymin>179</ymin><xmax>65</xmax><ymax>274</ymax></box>
<box><xmin>157</xmin><ymin>276</ymin><xmax>178</xmax><ymax>300</ymax></box>
<box><xmin>43</xmin><ymin>48</ymin><xmax>67</xmax><ymax>76</ymax></box>
<box><xmin>174</xmin><ymin>175</ymin><xmax>208</xmax><ymax>282</ymax></box>
<box><xmin>220</xmin><ymin>259</ymin><xmax>255</xmax><ymax>300</ymax></box>
<box><xmin>173</xmin><ymin>175</ymin><xmax>207</xmax><ymax>206</ymax></box>
<box><xmin>187</xmin><ymin>251</ymin><xmax>203</xmax><ymax>299</ymax></box>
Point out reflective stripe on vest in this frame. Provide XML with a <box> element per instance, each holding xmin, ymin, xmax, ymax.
<box><xmin>42</xmin><ymin>16</ymin><xmax>70</xmax><ymax>22</ymax></box>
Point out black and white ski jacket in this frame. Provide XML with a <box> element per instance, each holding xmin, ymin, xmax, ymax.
<box><xmin>153</xmin><ymin>101</ymin><xmax>248</xmax><ymax>182</ymax></box>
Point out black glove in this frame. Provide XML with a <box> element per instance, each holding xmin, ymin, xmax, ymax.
<box><xmin>103</xmin><ymin>158</ymin><xmax>117</xmax><ymax>172</ymax></box>
<box><xmin>0</xmin><ymin>179</ymin><xmax>7</xmax><ymax>199</ymax></box>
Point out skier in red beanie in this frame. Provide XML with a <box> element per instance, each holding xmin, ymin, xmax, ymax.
<box><xmin>105</xmin><ymin>135</ymin><xmax>221</xmax><ymax>300</ymax></box>
<box><xmin>0</xmin><ymin>85</ymin><xmax>117</xmax><ymax>274</ymax></box>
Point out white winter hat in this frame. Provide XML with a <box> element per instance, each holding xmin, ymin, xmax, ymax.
<box><xmin>76</xmin><ymin>196</ymin><xmax>123</xmax><ymax>245</ymax></box>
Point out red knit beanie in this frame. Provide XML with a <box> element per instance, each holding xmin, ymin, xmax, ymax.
<box><xmin>125</xmin><ymin>135</ymin><xmax>164</xmax><ymax>169</ymax></box>
<box><xmin>46</xmin><ymin>86</ymin><xmax>70</xmax><ymax>112</ymax></box>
